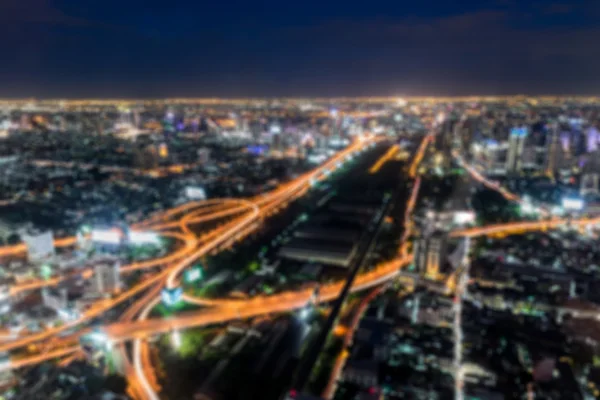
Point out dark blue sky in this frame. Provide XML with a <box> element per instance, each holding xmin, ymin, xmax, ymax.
<box><xmin>2</xmin><ymin>0</ymin><xmax>600</xmax><ymax>97</ymax></box>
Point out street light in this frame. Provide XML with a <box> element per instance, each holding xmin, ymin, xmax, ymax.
<box><xmin>299</xmin><ymin>306</ymin><xmax>311</xmax><ymax>320</ymax></box>
<box><xmin>171</xmin><ymin>330</ymin><xmax>181</xmax><ymax>349</ymax></box>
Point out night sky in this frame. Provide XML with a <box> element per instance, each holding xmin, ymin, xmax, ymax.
<box><xmin>2</xmin><ymin>0</ymin><xmax>600</xmax><ymax>98</ymax></box>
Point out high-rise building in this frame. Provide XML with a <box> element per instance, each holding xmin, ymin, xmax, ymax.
<box><xmin>546</xmin><ymin>124</ymin><xmax>561</xmax><ymax>175</ymax></box>
<box><xmin>21</xmin><ymin>230</ymin><xmax>55</xmax><ymax>263</ymax></box>
<box><xmin>92</xmin><ymin>260</ymin><xmax>120</xmax><ymax>294</ymax></box>
<box><xmin>506</xmin><ymin>127</ymin><xmax>527</xmax><ymax>174</ymax></box>
<box><xmin>586</xmin><ymin>127</ymin><xmax>599</xmax><ymax>153</ymax></box>
<box><xmin>197</xmin><ymin>147</ymin><xmax>211</xmax><ymax>164</ymax></box>
<box><xmin>42</xmin><ymin>287</ymin><xmax>68</xmax><ymax>312</ymax></box>
<box><xmin>414</xmin><ymin>231</ymin><xmax>447</xmax><ymax>279</ymax></box>
<box><xmin>413</xmin><ymin>236</ymin><xmax>428</xmax><ymax>275</ymax></box>
<box><xmin>426</xmin><ymin>232</ymin><xmax>446</xmax><ymax>278</ymax></box>
<box><xmin>581</xmin><ymin>173</ymin><xmax>599</xmax><ymax>196</ymax></box>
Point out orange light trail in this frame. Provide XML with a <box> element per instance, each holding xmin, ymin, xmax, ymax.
<box><xmin>369</xmin><ymin>144</ymin><xmax>398</xmax><ymax>174</ymax></box>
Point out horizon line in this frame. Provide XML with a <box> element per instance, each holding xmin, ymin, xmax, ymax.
<box><xmin>1</xmin><ymin>95</ymin><xmax>600</xmax><ymax>103</ymax></box>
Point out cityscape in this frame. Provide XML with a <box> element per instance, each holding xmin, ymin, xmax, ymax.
<box><xmin>0</xmin><ymin>97</ymin><xmax>597</xmax><ymax>400</ymax></box>
<box><xmin>2</xmin><ymin>0</ymin><xmax>600</xmax><ymax>398</ymax></box>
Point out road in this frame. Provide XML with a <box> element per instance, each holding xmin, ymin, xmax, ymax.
<box><xmin>3</xmin><ymin>135</ymin><xmax>600</xmax><ymax>400</ymax></box>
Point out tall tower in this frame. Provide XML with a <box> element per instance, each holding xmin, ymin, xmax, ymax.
<box><xmin>413</xmin><ymin>236</ymin><xmax>428</xmax><ymax>275</ymax></box>
<box><xmin>426</xmin><ymin>232</ymin><xmax>446</xmax><ymax>278</ymax></box>
<box><xmin>506</xmin><ymin>127</ymin><xmax>527</xmax><ymax>174</ymax></box>
<box><xmin>414</xmin><ymin>231</ymin><xmax>447</xmax><ymax>279</ymax></box>
<box><xmin>545</xmin><ymin>123</ymin><xmax>559</xmax><ymax>177</ymax></box>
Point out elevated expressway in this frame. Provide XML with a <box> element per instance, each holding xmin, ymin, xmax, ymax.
<box><xmin>0</xmin><ymin>137</ymin><xmax>381</xmax><ymax>376</ymax></box>
<box><xmin>3</xmin><ymin>136</ymin><xmax>600</xmax><ymax>399</ymax></box>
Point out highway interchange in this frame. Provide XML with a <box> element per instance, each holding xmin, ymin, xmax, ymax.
<box><xmin>0</xmin><ymin>133</ymin><xmax>598</xmax><ymax>400</ymax></box>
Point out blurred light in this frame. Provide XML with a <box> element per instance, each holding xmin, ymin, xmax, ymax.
<box><xmin>172</xmin><ymin>330</ymin><xmax>181</xmax><ymax>349</ymax></box>
<box><xmin>510</xmin><ymin>127</ymin><xmax>528</xmax><ymax>137</ymax></box>
<box><xmin>161</xmin><ymin>287</ymin><xmax>183</xmax><ymax>307</ymax></box>
<box><xmin>551</xmin><ymin>206</ymin><xmax>564</xmax><ymax>216</ymax></box>
<box><xmin>129</xmin><ymin>231</ymin><xmax>160</xmax><ymax>245</ymax></box>
<box><xmin>185</xmin><ymin>266</ymin><xmax>203</xmax><ymax>283</ymax></box>
<box><xmin>521</xmin><ymin>202</ymin><xmax>537</xmax><ymax>215</ymax></box>
<box><xmin>454</xmin><ymin>211</ymin><xmax>475</xmax><ymax>224</ymax></box>
<box><xmin>185</xmin><ymin>186</ymin><xmax>206</xmax><ymax>200</ymax></box>
<box><xmin>91</xmin><ymin>229</ymin><xmax>122</xmax><ymax>244</ymax></box>
<box><xmin>562</xmin><ymin>197</ymin><xmax>584</xmax><ymax>211</ymax></box>
<box><xmin>299</xmin><ymin>307</ymin><xmax>310</xmax><ymax>320</ymax></box>
<box><xmin>159</xmin><ymin>143</ymin><xmax>168</xmax><ymax>158</ymax></box>
<box><xmin>40</xmin><ymin>263</ymin><xmax>53</xmax><ymax>280</ymax></box>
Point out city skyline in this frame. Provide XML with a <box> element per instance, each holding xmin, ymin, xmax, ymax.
<box><xmin>0</xmin><ymin>98</ymin><xmax>599</xmax><ymax>399</ymax></box>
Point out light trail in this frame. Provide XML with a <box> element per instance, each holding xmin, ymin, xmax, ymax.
<box><xmin>133</xmin><ymin>296</ymin><xmax>162</xmax><ymax>400</ymax></box>
<box><xmin>8</xmin><ymin>230</ymin><xmax>194</xmax><ymax>297</ymax></box>
<box><xmin>368</xmin><ymin>144</ymin><xmax>398</xmax><ymax>174</ymax></box>
<box><xmin>116</xmin><ymin>284</ymin><xmax>164</xmax><ymax>400</ymax></box>
<box><xmin>14</xmin><ymin>136</ymin><xmax>599</xmax><ymax>392</ymax></box>
<box><xmin>97</xmin><ymin>212</ymin><xmax>600</xmax><ymax>342</ymax></box>
<box><xmin>0</xmin><ymin>138</ymin><xmax>378</xmax><ymax>390</ymax></box>
<box><xmin>0</xmin><ymin>210</ymin><xmax>258</xmax><ymax>355</ymax></box>
<box><xmin>409</xmin><ymin>134</ymin><xmax>433</xmax><ymax>178</ymax></box>
<box><xmin>322</xmin><ymin>286</ymin><xmax>385</xmax><ymax>399</ymax></box>
<box><xmin>5</xmin><ymin>198</ymin><xmax>251</xmax><ymax>298</ymax></box>
<box><xmin>453</xmin><ymin>238</ymin><xmax>470</xmax><ymax>400</ymax></box>
<box><xmin>451</xmin><ymin>217</ymin><xmax>600</xmax><ymax>238</ymax></box>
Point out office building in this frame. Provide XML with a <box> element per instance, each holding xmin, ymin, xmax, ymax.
<box><xmin>92</xmin><ymin>260</ymin><xmax>120</xmax><ymax>294</ymax></box>
<box><xmin>21</xmin><ymin>230</ymin><xmax>55</xmax><ymax>263</ymax></box>
<box><xmin>506</xmin><ymin>127</ymin><xmax>527</xmax><ymax>173</ymax></box>
<box><xmin>42</xmin><ymin>287</ymin><xmax>68</xmax><ymax>312</ymax></box>
<box><xmin>197</xmin><ymin>147</ymin><xmax>211</xmax><ymax>164</ymax></box>
<box><xmin>413</xmin><ymin>231</ymin><xmax>447</xmax><ymax>279</ymax></box>
<box><xmin>581</xmin><ymin>173</ymin><xmax>599</xmax><ymax>196</ymax></box>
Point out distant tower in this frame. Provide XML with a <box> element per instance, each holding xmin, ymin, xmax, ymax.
<box><xmin>414</xmin><ymin>231</ymin><xmax>447</xmax><ymax>279</ymax></box>
<box><xmin>413</xmin><ymin>236</ymin><xmax>429</xmax><ymax>275</ymax></box>
<box><xmin>426</xmin><ymin>233</ymin><xmax>446</xmax><ymax>278</ymax></box>
<box><xmin>411</xmin><ymin>294</ymin><xmax>420</xmax><ymax>324</ymax></box>
<box><xmin>569</xmin><ymin>280</ymin><xmax>577</xmax><ymax>299</ymax></box>
<box><xmin>545</xmin><ymin>123</ymin><xmax>559</xmax><ymax>176</ymax></box>
<box><xmin>506</xmin><ymin>127</ymin><xmax>527</xmax><ymax>174</ymax></box>
<box><xmin>158</xmin><ymin>143</ymin><xmax>169</xmax><ymax>158</ymax></box>
<box><xmin>133</xmin><ymin>110</ymin><xmax>140</xmax><ymax>129</ymax></box>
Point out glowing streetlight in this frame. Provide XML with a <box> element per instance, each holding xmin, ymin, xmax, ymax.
<box><xmin>299</xmin><ymin>306</ymin><xmax>311</xmax><ymax>320</ymax></box>
<box><xmin>171</xmin><ymin>330</ymin><xmax>181</xmax><ymax>349</ymax></box>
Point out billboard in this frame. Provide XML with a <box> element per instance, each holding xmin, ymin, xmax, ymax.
<box><xmin>161</xmin><ymin>287</ymin><xmax>183</xmax><ymax>306</ymax></box>
<box><xmin>510</xmin><ymin>127</ymin><xmax>528</xmax><ymax>137</ymax></box>
<box><xmin>562</xmin><ymin>197</ymin><xmax>584</xmax><ymax>211</ymax></box>
<box><xmin>91</xmin><ymin>229</ymin><xmax>123</xmax><ymax>245</ymax></box>
<box><xmin>185</xmin><ymin>266</ymin><xmax>203</xmax><ymax>283</ymax></box>
<box><xmin>128</xmin><ymin>231</ymin><xmax>160</xmax><ymax>245</ymax></box>
<box><xmin>453</xmin><ymin>211</ymin><xmax>476</xmax><ymax>225</ymax></box>
<box><xmin>307</xmin><ymin>154</ymin><xmax>327</xmax><ymax>165</ymax></box>
<box><xmin>22</xmin><ymin>231</ymin><xmax>55</xmax><ymax>261</ymax></box>
<box><xmin>185</xmin><ymin>186</ymin><xmax>206</xmax><ymax>200</ymax></box>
